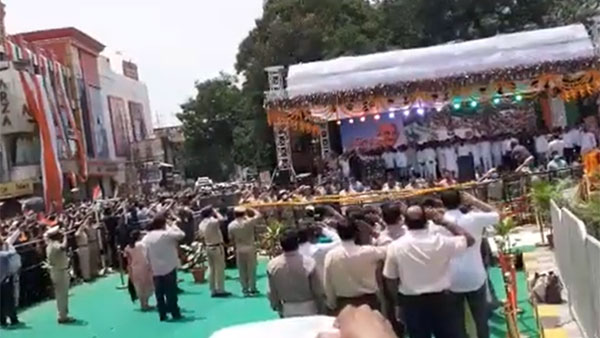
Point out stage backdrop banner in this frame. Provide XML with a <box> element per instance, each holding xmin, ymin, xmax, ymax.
<box><xmin>340</xmin><ymin>114</ymin><xmax>406</xmax><ymax>151</ymax></box>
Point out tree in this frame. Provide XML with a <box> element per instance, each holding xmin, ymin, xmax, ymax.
<box><xmin>235</xmin><ymin>0</ymin><xmax>391</xmax><ymax>171</ymax></box>
<box><xmin>176</xmin><ymin>73</ymin><xmax>247</xmax><ymax>181</ymax></box>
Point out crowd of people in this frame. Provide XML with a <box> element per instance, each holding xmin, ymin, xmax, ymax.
<box><xmin>0</xmin><ymin>124</ymin><xmax>591</xmax><ymax>336</ymax></box>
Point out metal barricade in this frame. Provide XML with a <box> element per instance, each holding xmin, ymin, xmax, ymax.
<box><xmin>552</xmin><ymin>203</ymin><xmax>600</xmax><ymax>338</ymax></box>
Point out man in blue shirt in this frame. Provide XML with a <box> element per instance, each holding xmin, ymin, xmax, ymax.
<box><xmin>1</xmin><ymin>229</ymin><xmax>22</xmax><ymax>327</ymax></box>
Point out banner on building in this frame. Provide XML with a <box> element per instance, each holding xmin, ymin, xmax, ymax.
<box><xmin>0</xmin><ymin>67</ymin><xmax>35</xmax><ymax>135</ymax></box>
<box><xmin>88</xmin><ymin>85</ymin><xmax>110</xmax><ymax>158</ymax></box>
<box><xmin>128</xmin><ymin>101</ymin><xmax>147</xmax><ymax>142</ymax></box>
<box><xmin>108</xmin><ymin>96</ymin><xmax>130</xmax><ymax>157</ymax></box>
<box><xmin>0</xmin><ymin>180</ymin><xmax>34</xmax><ymax>200</ymax></box>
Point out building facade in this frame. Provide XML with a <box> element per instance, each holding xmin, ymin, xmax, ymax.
<box><xmin>0</xmin><ymin>24</ymin><xmax>153</xmax><ymax>207</ymax></box>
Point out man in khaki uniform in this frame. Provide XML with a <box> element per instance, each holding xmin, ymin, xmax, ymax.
<box><xmin>198</xmin><ymin>207</ymin><xmax>231</xmax><ymax>298</ymax></box>
<box><xmin>45</xmin><ymin>227</ymin><xmax>75</xmax><ymax>324</ymax></box>
<box><xmin>267</xmin><ymin>229</ymin><xmax>324</xmax><ymax>318</ymax></box>
<box><xmin>228</xmin><ymin>206</ymin><xmax>262</xmax><ymax>296</ymax></box>
<box><xmin>85</xmin><ymin>219</ymin><xmax>100</xmax><ymax>278</ymax></box>
<box><xmin>74</xmin><ymin>221</ymin><xmax>91</xmax><ymax>281</ymax></box>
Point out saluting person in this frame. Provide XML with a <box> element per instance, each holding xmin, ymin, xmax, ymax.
<box><xmin>199</xmin><ymin>207</ymin><xmax>231</xmax><ymax>298</ymax></box>
<box><xmin>228</xmin><ymin>206</ymin><xmax>262</xmax><ymax>296</ymax></box>
<box><xmin>45</xmin><ymin>227</ymin><xmax>75</xmax><ymax>324</ymax></box>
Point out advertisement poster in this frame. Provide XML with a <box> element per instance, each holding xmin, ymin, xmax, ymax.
<box><xmin>128</xmin><ymin>101</ymin><xmax>147</xmax><ymax>142</ymax></box>
<box><xmin>340</xmin><ymin>114</ymin><xmax>407</xmax><ymax>151</ymax></box>
<box><xmin>108</xmin><ymin>96</ymin><xmax>130</xmax><ymax>157</ymax></box>
<box><xmin>88</xmin><ymin>86</ymin><xmax>109</xmax><ymax>158</ymax></box>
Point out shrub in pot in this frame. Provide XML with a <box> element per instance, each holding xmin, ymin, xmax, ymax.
<box><xmin>180</xmin><ymin>242</ymin><xmax>207</xmax><ymax>284</ymax></box>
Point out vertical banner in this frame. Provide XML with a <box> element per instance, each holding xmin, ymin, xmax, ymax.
<box><xmin>19</xmin><ymin>70</ymin><xmax>63</xmax><ymax>212</ymax></box>
<box><xmin>108</xmin><ymin>96</ymin><xmax>130</xmax><ymax>157</ymax></box>
<box><xmin>87</xmin><ymin>85</ymin><xmax>109</xmax><ymax>158</ymax></box>
<box><xmin>128</xmin><ymin>101</ymin><xmax>147</xmax><ymax>142</ymax></box>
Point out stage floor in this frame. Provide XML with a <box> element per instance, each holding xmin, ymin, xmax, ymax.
<box><xmin>3</xmin><ymin>263</ymin><xmax>538</xmax><ymax>338</ymax></box>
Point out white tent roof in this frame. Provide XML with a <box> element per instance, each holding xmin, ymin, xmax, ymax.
<box><xmin>286</xmin><ymin>24</ymin><xmax>596</xmax><ymax>99</ymax></box>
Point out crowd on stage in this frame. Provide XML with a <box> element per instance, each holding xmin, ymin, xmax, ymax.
<box><xmin>331</xmin><ymin>124</ymin><xmax>592</xmax><ymax>188</ymax></box>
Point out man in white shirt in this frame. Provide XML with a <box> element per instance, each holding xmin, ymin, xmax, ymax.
<box><xmin>580</xmin><ymin>127</ymin><xmax>597</xmax><ymax>155</ymax></box>
<box><xmin>383</xmin><ymin>204</ymin><xmax>475</xmax><ymax>338</ymax></box>
<box><xmin>563</xmin><ymin>127</ymin><xmax>582</xmax><ymax>163</ymax></box>
<box><xmin>441</xmin><ymin>190</ymin><xmax>500</xmax><ymax>338</ymax></box>
<box><xmin>394</xmin><ymin>146</ymin><xmax>408</xmax><ymax>181</ymax></box>
<box><xmin>423</xmin><ymin>146</ymin><xmax>438</xmax><ymax>181</ymax></box>
<box><xmin>442</xmin><ymin>145</ymin><xmax>458</xmax><ymax>179</ymax></box>
<box><xmin>376</xmin><ymin>203</ymin><xmax>405</xmax><ymax>246</ymax></box>
<box><xmin>491</xmin><ymin>139</ymin><xmax>504</xmax><ymax>168</ymax></box>
<box><xmin>323</xmin><ymin>223</ymin><xmax>386</xmax><ymax>313</ymax></box>
<box><xmin>381</xmin><ymin>148</ymin><xmax>396</xmax><ymax>175</ymax></box>
<box><xmin>534</xmin><ymin>133</ymin><xmax>550</xmax><ymax>165</ymax></box>
<box><xmin>381</xmin><ymin>174</ymin><xmax>402</xmax><ymax>192</ymax></box>
<box><xmin>547</xmin><ymin>135</ymin><xmax>565</xmax><ymax>158</ymax></box>
<box><xmin>479</xmin><ymin>139</ymin><xmax>493</xmax><ymax>172</ymax></box>
<box><xmin>142</xmin><ymin>215</ymin><xmax>185</xmax><ymax>321</ymax></box>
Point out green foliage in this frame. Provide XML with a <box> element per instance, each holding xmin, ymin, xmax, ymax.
<box><xmin>176</xmin><ymin>73</ymin><xmax>247</xmax><ymax>180</ymax></box>
<box><xmin>259</xmin><ymin>219</ymin><xmax>284</xmax><ymax>258</ymax></box>
<box><xmin>180</xmin><ymin>242</ymin><xmax>207</xmax><ymax>270</ymax></box>
<box><xmin>570</xmin><ymin>192</ymin><xmax>600</xmax><ymax>239</ymax></box>
<box><xmin>496</xmin><ymin>216</ymin><xmax>517</xmax><ymax>254</ymax></box>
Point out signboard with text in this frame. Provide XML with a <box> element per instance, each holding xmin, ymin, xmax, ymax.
<box><xmin>0</xmin><ymin>180</ymin><xmax>34</xmax><ymax>200</ymax></box>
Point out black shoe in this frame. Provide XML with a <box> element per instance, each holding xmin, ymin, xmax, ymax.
<box><xmin>212</xmin><ymin>292</ymin><xmax>232</xmax><ymax>298</ymax></box>
<box><xmin>159</xmin><ymin>316</ymin><xmax>167</xmax><ymax>322</ymax></box>
<box><xmin>176</xmin><ymin>287</ymin><xmax>184</xmax><ymax>294</ymax></box>
<box><xmin>9</xmin><ymin>319</ymin><xmax>21</xmax><ymax>326</ymax></box>
<box><xmin>172</xmin><ymin>314</ymin><xmax>183</xmax><ymax>321</ymax></box>
<box><xmin>249</xmin><ymin>290</ymin><xmax>260</xmax><ymax>295</ymax></box>
<box><xmin>0</xmin><ymin>322</ymin><xmax>7</xmax><ymax>328</ymax></box>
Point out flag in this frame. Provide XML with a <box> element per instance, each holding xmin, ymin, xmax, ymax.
<box><xmin>92</xmin><ymin>185</ymin><xmax>103</xmax><ymax>200</ymax></box>
<box><xmin>19</xmin><ymin>70</ymin><xmax>63</xmax><ymax>213</ymax></box>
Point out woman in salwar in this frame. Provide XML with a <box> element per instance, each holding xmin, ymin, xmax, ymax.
<box><xmin>125</xmin><ymin>230</ymin><xmax>154</xmax><ymax>311</ymax></box>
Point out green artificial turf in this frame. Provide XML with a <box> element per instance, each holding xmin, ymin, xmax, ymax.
<box><xmin>3</xmin><ymin>264</ymin><xmax>538</xmax><ymax>338</ymax></box>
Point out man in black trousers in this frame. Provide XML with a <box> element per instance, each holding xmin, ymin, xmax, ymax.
<box><xmin>142</xmin><ymin>215</ymin><xmax>185</xmax><ymax>321</ymax></box>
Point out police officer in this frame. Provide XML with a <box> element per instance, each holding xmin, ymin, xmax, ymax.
<box><xmin>228</xmin><ymin>206</ymin><xmax>262</xmax><ymax>296</ymax></box>
<box><xmin>45</xmin><ymin>227</ymin><xmax>75</xmax><ymax>324</ymax></box>
<box><xmin>199</xmin><ymin>207</ymin><xmax>231</xmax><ymax>298</ymax></box>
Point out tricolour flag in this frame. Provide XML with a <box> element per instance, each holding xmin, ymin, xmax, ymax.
<box><xmin>92</xmin><ymin>185</ymin><xmax>103</xmax><ymax>200</ymax></box>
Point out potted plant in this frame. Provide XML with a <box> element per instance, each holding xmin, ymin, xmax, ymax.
<box><xmin>259</xmin><ymin>219</ymin><xmax>283</xmax><ymax>258</ymax></box>
<box><xmin>180</xmin><ymin>242</ymin><xmax>207</xmax><ymax>284</ymax></box>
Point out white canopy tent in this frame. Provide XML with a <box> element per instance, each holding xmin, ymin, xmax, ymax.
<box><xmin>285</xmin><ymin>24</ymin><xmax>596</xmax><ymax>99</ymax></box>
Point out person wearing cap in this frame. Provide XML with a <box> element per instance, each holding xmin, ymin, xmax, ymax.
<box><xmin>74</xmin><ymin>218</ymin><xmax>91</xmax><ymax>282</ymax></box>
<box><xmin>45</xmin><ymin>227</ymin><xmax>75</xmax><ymax>324</ymax></box>
<box><xmin>228</xmin><ymin>206</ymin><xmax>262</xmax><ymax>296</ymax></box>
<box><xmin>199</xmin><ymin>207</ymin><xmax>231</xmax><ymax>298</ymax></box>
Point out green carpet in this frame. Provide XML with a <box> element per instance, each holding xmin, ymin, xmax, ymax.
<box><xmin>4</xmin><ymin>264</ymin><xmax>538</xmax><ymax>338</ymax></box>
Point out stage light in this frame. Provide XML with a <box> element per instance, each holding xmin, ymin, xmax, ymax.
<box><xmin>349</xmin><ymin>118</ymin><xmax>354</xmax><ymax>124</ymax></box>
<box><xmin>470</xmin><ymin>100</ymin><xmax>478</xmax><ymax>108</ymax></box>
<box><xmin>435</xmin><ymin>106</ymin><xmax>443</xmax><ymax>112</ymax></box>
<box><xmin>515</xmin><ymin>94</ymin><xmax>523</xmax><ymax>102</ymax></box>
<box><xmin>360</xmin><ymin>116</ymin><xmax>366</xmax><ymax>122</ymax></box>
<box><xmin>336</xmin><ymin>120</ymin><xmax>341</xmax><ymax>125</ymax></box>
<box><xmin>374</xmin><ymin>114</ymin><xmax>380</xmax><ymax>120</ymax></box>
<box><xmin>403</xmin><ymin>109</ymin><xmax>410</xmax><ymax>117</ymax></box>
<box><xmin>453</xmin><ymin>102</ymin><xmax>461</xmax><ymax>110</ymax></box>
<box><xmin>492</xmin><ymin>97</ymin><xmax>501</xmax><ymax>105</ymax></box>
<box><xmin>202</xmin><ymin>118</ymin><xmax>208</xmax><ymax>124</ymax></box>
<box><xmin>388</xmin><ymin>112</ymin><xmax>395</xmax><ymax>118</ymax></box>
<box><xmin>417</xmin><ymin>107</ymin><xmax>425</xmax><ymax>115</ymax></box>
